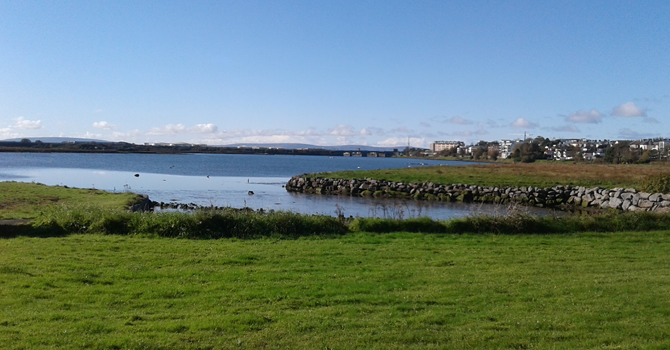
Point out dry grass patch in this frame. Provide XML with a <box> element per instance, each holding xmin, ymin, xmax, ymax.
<box><xmin>317</xmin><ymin>162</ymin><xmax>670</xmax><ymax>189</ymax></box>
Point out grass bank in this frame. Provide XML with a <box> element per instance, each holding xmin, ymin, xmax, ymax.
<box><xmin>315</xmin><ymin>162</ymin><xmax>670</xmax><ymax>189</ymax></box>
<box><xmin>0</xmin><ymin>182</ymin><xmax>142</xmax><ymax>220</ymax></box>
<box><xmin>5</xmin><ymin>205</ymin><xmax>669</xmax><ymax>238</ymax></box>
<box><xmin>2</xmin><ymin>232</ymin><xmax>670</xmax><ymax>349</ymax></box>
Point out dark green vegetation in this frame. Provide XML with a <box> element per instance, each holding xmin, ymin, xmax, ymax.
<box><xmin>20</xmin><ymin>204</ymin><xmax>670</xmax><ymax>237</ymax></box>
<box><xmin>0</xmin><ymin>182</ymin><xmax>141</xmax><ymax>220</ymax></box>
<box><xmin>2</xmin><ymin>232</ymin><xmax>670</xmax><ymax>349</ymax></box>
<box><xmin>317</xmin><ymin>162</ymin><xmax>670</xmax><ymax>190</ymax></box>
<box><xmin>31</xmin><ymin>205</ymin><xmax>347</xmax><ymax>238</ymax></box>
<box><xmin>640</xmin><ymin>172</ymin><xmax>670</xmax><ymax>194</ymax></box>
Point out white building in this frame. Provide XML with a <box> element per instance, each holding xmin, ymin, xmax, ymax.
<box><xmin>430</xmin><ymin>141</ymin><xmax>465</xmax><ymax>153</ymax></box>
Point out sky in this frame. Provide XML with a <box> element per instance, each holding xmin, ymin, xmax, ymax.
<box><xmin>1</xmin><ymin>0</ymin><xmax>669</xmax><ymax>148</ymax></box>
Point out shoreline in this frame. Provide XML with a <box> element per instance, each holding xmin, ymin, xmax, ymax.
<box><xmin>285</xmin><ymin>175</ymin><xmax>670</xmax><ymax>213</ymax></box>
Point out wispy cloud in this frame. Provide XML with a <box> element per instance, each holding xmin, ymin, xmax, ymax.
<box><xmin>148</xmin><ymin>124</ymin><xmax>187</xmax><ymax>135</ymax></box>
<box><xmin>377</xmin><ymin>137</ymin><xmax>427</xmax><ymax>148</ymax></box>
<box><xmin>92</xmin><ymin>121</ymin><xmax>117</xmax><ymax>130</ymax></box>
<box><xmin>642</xmin><ymin>117</ymin><xmax>660</xmax><ymax>124</ymax></box>
<box><xmin>565</xmin><ymin>109</ymin><xmax>603</xmax><ymax>124</ymax></box>
<box><xmin>550</xmin><ymin>125</ymin><xmax>580</xmax><ymax>132</ymax></box>
<box><xmin>328</xmin><ymin>124</ymin><xmax>357</xmax><ymax>137</ymax></box>
<box><xmin>618</xmin><ymin>128</ymin><xmax>657</xmax><ymax>139</ymax></box>
<box><xmin>432</xmin><ymin>116</ymin><xmax>473</xmax><ymax>125</ymax></box>
<box><xmin>511</xmin><ymin>117</ymin><xmax>538</xmax><ymax>129</ymax></box>
<box><xmin>611</xmin><ymin>102</ymin><xmax>646</xmax><ymax>117</ymax></box>
<box><xmin>191</xmin><ymin>123</ymin><xmax>218</xmax><ymax>134</ymax></box>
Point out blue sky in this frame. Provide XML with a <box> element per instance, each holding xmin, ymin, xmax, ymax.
<box><xmin>1</xmin><ymin>0</ymin><xmax>668</xmax><ymax>147</ymax></box>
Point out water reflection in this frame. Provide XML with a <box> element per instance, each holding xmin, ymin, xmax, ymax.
<box><xmin>1</xmin><ymin>167</ymin><xmax>562</xmax><ymax>220</ymax></box>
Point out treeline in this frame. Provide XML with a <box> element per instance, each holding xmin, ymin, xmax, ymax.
<box><xmin>0</xmin><ymin>140</ymin><xmax>389</xmax><ymax>157</ymax></box>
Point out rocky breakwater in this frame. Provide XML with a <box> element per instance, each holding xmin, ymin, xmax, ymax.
<box><xmin>285</xmin><ymin>175</ymin><xmax>670</xmax><ymax>213</ymax></box>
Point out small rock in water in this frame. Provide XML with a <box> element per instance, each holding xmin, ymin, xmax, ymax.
<box><xmin>134</xmin><ymin>174</ymin><xmax>140</xmax><ymax>177</ymax></box>
<box><xmin>248</xmin><ymin>191</ymin><xmax>254</xmax><ymax>195</ymax></box>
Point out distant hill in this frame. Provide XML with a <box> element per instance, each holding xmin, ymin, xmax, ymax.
<box><xmin>2</xmin><ymin>137</ymin><xmax>113</xmax><ymax>143</ymax></box>
<box><xmin>220</xmin><ymin>143</ymin><xmax>403</xmax><ymax>151</ymax></box>
<box><xmin>0</xmin><ymin>138</ymin><xmax>413</xmax><ymax>151</ymax></box>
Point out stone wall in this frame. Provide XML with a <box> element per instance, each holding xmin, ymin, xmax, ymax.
<box><xmin>285</xmin><ymin>175</ymin><xmax>670</xmax><ymax>213</ymax></box>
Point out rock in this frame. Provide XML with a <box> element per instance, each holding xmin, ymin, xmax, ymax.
<box><xmin>638</xmin><ymin>200</ymin><xmax>654</xmax><ymax>209</ymax></box>
<box><xmin>609</xmin><ymin>197</ymin><xmax>623</xmax><ymax>210</ymax></box>
<box><xmin>622</xmin><ymin>199</ymin><xmax>632</xmax><ymax>211</ymax></box>
<box><xmin>649</xmin><ymin>193</ymin><xmax>661</xmax><ymax>202</ymax></box>
<box><xmin>621</xmin><ymin>192</ymin><xmax>634</xmax><ymax>201</ymax></box>
<box><xmin>582</xmin><ymin>194</ymin><xmax>594</xmax><ymax>203</ymax></box>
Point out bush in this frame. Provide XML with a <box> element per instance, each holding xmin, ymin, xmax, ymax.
<box><xmin>29</xmin><ymin>204</ymin><xmax>670</xmax><ymax>238</ymax></box>
<box><xmin>640</xmin><ymin>173</ymin><xmax>670</xmax><ymax>194</ymax></box>
<box><xmin>33</xmin><ymin>205</ymin><xmax>349</xmax><ymax>238</ymax></box>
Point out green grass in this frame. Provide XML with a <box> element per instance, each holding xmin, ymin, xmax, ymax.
<box><xmin>2</xmin><ymin>232</ymin><xmax>670</xmax><ymax>349</ymax></box>
<box><xmin>315</xmin><ymin>162</ymin><xmax>670</xmax><ymax>189</ymax></box>
<box><xmin>0</xmin><ymin>182</ymin><xmax>142</xmax><ymax>220</ymax></box>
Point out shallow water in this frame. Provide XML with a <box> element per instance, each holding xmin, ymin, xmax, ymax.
<box><xmin>0</xmin><ymin>153</ymin><xmax>560</xmax><ymax>219</ymax></box>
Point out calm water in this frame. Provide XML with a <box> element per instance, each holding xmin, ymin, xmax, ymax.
<box><xmin>0</xmin><ymin>153</ymin><xmax>558</xmax><ymax>219</ymax></box>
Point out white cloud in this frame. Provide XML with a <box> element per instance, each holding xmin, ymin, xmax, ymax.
<box><xmin>92</xmin><ymin>121</ymin><xmax>117</xmax><ymax>130</ymax></box>
<box><xmin>15</xmin><ymin>117</ymin><xmax>42</xmax><ymax>130</ymax></box>
<box><xmin>511</xmin><ymin>117</ymin><xmax>538</xmax><ymax>128</ymax></box>
<box><xmin>328</xmin><ymin>124</ymin><xmax>357</xmax><ymax>136</ymax></box>
<box><xmin>565</xmin><ymin>109</ymin><xmax>603</xmax><ymax>124</ymax></box>
<box><xmin>190</xmin><ymin>123</ymin><xmax>218</xmax><ymax>134</ymax></box>
<box><xmin>147</xmin><ymin>124</ymin><xmax>187</xmax><ymax>135</ymax></box>
<box><xmin>359</xmin><ymin>128</ymin><xmax>372</xmax><ymax>136</ymax></box>
<box><xmin>420</xmin><ymin>122</ymin><xmax>431</xmax><ymax>128</ymax></box>
<box><xmin>611</xmin><ymin>102</ymin><xmax>646</xmax><ymax>117</ymax></box>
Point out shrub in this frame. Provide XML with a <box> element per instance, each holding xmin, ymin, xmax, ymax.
<box><xmin>33</xmin><ymin>205</ymin><xmax>349</xmax><ymax>238</ymax></box>
<box><xmin>640</xmin><ymin>173</ymin><xmax>670</xmax><ymax>194</ymax></box>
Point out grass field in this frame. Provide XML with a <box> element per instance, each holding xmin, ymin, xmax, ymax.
<box><xmin>0</xmin><ymin>182</ymin><xmax>142</xmax><ymax>220</ymax></box>
<box><xmin>2</xmin><ymin>232</ymin><xmax>670</xmax><ymax>349</ymax></box>
<box><xmin>316</xmin><ymin>162</ymin><xmax>670</xmax><ymax>189</ymax></box>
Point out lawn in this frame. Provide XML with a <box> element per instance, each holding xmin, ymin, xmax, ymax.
<box><xmin>0</xmin><ymin>182</ymin><xmax>142</xmax><ymax>220</ymax></box>
<box><xmin>2</xmin><ymin>232</ymin><xmax>670</xmax><ymax>349</ymax></box>
<box><xmin>315</xmin><ymin>162</ymin><xmax>670</xmax><ymax>189</ymax></box>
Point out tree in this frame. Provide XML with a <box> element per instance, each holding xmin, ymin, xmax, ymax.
<box><xmin>604</xmin><ymin>142</ymin><xmax>632</xmax><ymax>164</ymax></box>
<box><xmin>19</xmin><ymin>138</ymin><xmax>31</xmax><ymax>143</ymax></box>
<box><xmin>487</xmin><ymin>148</ymin><xmax>499</xmax><ymax>161</ymax></box>
<box><xmin>638</xmin><ymin>150</ymin><xmax>652</xmax><ymax>164</ymax></box>
<box><xmin>473</xmin><ymin>147</ymin><xmax>485</xmax><ymax>160</ymax></box>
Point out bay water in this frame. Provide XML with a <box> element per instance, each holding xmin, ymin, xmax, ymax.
<box><xmin>0</xmin><ymin>153</ymin><xmax>558</xmax><ymax>219</ymax></box>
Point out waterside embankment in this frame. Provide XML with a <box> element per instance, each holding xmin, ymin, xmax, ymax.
<box><xmin>286</xmin><ymin>175</ymin><xmax>670</xmax><ymax>213</ymax></box>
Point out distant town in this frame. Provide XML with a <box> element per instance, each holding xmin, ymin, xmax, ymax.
<box><xmin>1</xmin><ymin>136</ymin><xmax>667</xmax><ymax>164</ymax></box>
<box><xmin>428</xmin><ymin>137</ymin><xmax>667</xmax><ymax>163</ymax></box>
